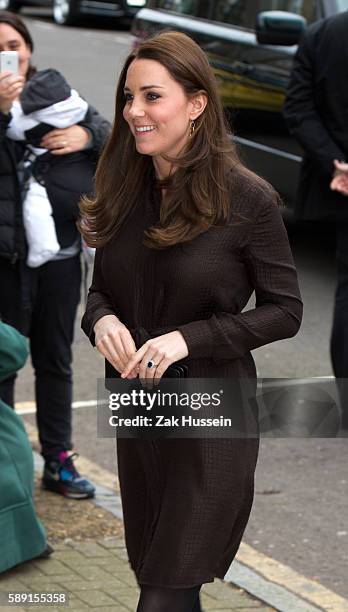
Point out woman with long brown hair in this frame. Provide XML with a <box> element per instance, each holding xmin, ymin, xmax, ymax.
<box><xmin>81</xmin><ymin>31</ymin><xmax>302</xmax><ymax>611</ymax></box>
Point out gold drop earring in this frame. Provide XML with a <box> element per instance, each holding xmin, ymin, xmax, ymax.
<box><xmin>189</xmin><ymin>120</ymin><xmax>196</xmax><ymax>138</ymax></box>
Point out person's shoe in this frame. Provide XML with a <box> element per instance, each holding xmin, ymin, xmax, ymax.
<box><xmin>42</xmin><ymin>452</ymin><xmax>95</xmax><ymax>499</ymax></box>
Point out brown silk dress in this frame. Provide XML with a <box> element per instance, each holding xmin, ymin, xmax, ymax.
<box><xmin>81</xmin><ymin>167</ymin><xmax>303</xmax><ymax>587</ymax></box>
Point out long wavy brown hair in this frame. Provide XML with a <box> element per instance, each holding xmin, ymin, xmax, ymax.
<box><xmin>80</xmin><ymin>31</ymin><xmax>243</xmax><ymax>249</ymax></box>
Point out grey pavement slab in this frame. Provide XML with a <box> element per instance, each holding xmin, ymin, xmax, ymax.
<box><xmin>0</xmin><ymin>538</ymin><xmax>274</xmax><ymax>612</ymax></box>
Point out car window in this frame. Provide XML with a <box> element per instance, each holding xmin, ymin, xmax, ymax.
<box><xmin>210</xmin><ymin>1</ymin><xmax>255</xmax><ymax>29</ymax></box>
<box><xmin>336</xmin><ymin>0</ymin><xmax>348</xmax><ymax>11</ymax></box>
<box><xmin>155</xmin><ymin>0</ymin><xmax>200</xmax><ymax>15</ymax></box>
<box><xmin>258</xmin><ymin>0</ymin><xmax>317</xmax><ymax>23</ymax></box>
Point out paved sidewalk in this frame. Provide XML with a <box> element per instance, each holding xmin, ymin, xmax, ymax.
<box><xmin>0</xmin><ymin>421</ymin><xmax>275</xmax><ymax>611</ymax></box>
<box><xmin>0</xmin><ymin>536</ymin><xmax>275</xmax><ymax>612</ymax></box>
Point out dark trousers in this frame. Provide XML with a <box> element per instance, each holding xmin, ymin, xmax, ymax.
<box><xmin>0</xmin><ymin>255</ymin><xmax>81</xmax><ymax>459</ymax></box>
<box><xmin>331</xmin><ymin>221</ymin><xmax>348</xmax><ymax>428</ymax></box>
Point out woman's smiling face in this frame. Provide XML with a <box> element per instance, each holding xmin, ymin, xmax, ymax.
<box><xmin>123</xmin><ymin>58</ymin><xmax>196</xmax><ymax>169</ymax></box>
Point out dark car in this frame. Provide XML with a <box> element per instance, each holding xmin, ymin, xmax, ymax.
<box><xmin>0</xmin><ymin>0</ymin><xmax>145</xmax><ymax>26</ymax></box>
<box><xmin>131</xmin><ymin>0</ymin><xmax>348</xmax><ymax>207</ymax></box>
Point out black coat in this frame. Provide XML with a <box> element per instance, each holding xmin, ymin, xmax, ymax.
<box><xmin>283</xmin><ymin>11</ymin><xmax>348</xmax><ymax>221</ymax></box>
<box><xmin>0</xmin><ymin>112</ymin><xmax>26</xmax><ymax>261</ymax></box>
<box><xmin>0</xmin><ymin>104</ymin><xmax>110</xmax><ymax>261</ymax></box>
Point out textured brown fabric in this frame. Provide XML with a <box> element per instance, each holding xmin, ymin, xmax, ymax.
<box><xmin>81</xmin><ymin>167</ymin><xmax>302</xmax><ymax>587</ymax></box>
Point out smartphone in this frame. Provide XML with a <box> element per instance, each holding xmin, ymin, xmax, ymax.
<box><xmin>0</xmin><ymin>51</ymin><xmax>19</xmax><ymax>75</ymax></box>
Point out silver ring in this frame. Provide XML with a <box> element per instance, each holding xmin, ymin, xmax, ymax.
<box><xmin>147</xmin><ymin>360</ymin><xmax>157</xmax><ymax>369</ymax></box>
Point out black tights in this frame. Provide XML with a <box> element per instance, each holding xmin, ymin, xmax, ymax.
<box><xmin>136</xmin><ymin>585</ymin><xmax>203</xmax><ymax>612</ymax></box>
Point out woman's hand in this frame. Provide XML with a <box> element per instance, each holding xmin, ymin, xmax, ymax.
<box><xmin>121</xmin><ymin>331</ymin><xmax>189</xmax><ymax>384</ymax></box>
<box><xmin>0</xmin><ymin>72</ymin><xmax>25</xmax><ymax>114</ymax></box>
<box><xmin>94</xmin><ymin>314</ymin><xmax>139</xmax><ymax>378</ymax></box>
<box><xmin>40</xmin><ymin>125</ymin><xmax>91</xmax><ymax>155</ymax></box>
<box><xmin>330</xmin><ymin>160</ymin><xmax>348</xmax><ymax>196</ymax></box>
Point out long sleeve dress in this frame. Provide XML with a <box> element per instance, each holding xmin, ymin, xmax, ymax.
<box><xmin>81</xmin><ymin>166</ymin><xmax>303</xmax><ymax>588</ymax></box>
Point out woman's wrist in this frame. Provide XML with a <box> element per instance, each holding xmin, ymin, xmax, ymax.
<box><xmin>81</xmin><ymin>127</ymin><xmax>93</xmax><ymax>149</ymax></box>
<box><xmin>94</xmin><ymin>313</ymin><xmax>120</xmax><ymax>333</ymax></box>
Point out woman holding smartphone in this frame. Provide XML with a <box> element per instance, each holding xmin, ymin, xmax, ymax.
<box><xmin>81</xmin><ymin>32</ymin><xmax>303</xmax><ymax>611</ymax></box>
<box><xmin>0</xmin><ymin>11</ymin><xmax>110</xmax><ymax>500</ymax></box>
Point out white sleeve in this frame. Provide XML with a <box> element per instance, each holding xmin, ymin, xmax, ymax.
<box><xmin>6</xmin><ymin>101</ymin><xmax>38</xmax><ymax>141</ymax></box>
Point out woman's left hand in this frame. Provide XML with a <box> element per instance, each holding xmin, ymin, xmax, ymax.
<box><xmin>121</xmin><ymin>331</ymin><xmax>189</xmax><ymax>384</ymax></box>
<box><xmin>331</xmin><ymin>173</ymin><xmax>348</xmax><ymax>196</ymax></box>
<box><xmin>40</xmin><ymin>125</ymin><xmax>90</xmax><ymax>155</ymax></box>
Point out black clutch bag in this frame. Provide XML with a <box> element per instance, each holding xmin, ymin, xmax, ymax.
<box><xmin>165</xmin><ymin>363</ymin><xmax>189</xmax><ymax>378</ymax></box>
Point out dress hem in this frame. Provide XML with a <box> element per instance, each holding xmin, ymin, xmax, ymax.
<box><xmin>136</xmin><ymin>573</ymin><xmax>226</xmax><ymax>588</ymax></box>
